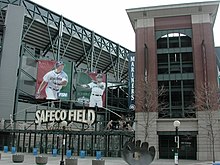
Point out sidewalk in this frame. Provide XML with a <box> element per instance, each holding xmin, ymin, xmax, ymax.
<box><xmin>0</xmin><ymin>152</ymin><xmax>216</xmax><ymax>165</ymax></box>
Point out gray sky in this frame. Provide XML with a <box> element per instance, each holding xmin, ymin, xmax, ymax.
<box><xmin>32</xmin><ymin>0</ymin><xmax>220</xmax><ymax>51</ymax></box>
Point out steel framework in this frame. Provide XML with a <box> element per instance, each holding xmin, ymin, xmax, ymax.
<box><xmin>0</xmin><ymin>0</ymin><xmax>132</xmax><ymax>82</ymax></box>
<box><xmin>0</xmin><ymin>0</ymin><xmax>134</xmax><ymax>157</ymax></box>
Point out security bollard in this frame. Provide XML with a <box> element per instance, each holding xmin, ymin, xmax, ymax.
<box><xmin>96</xmin><ymin>151</ymin><xmax>102</xmax><ymax>160</ymax></box>
<box><xmin>11</xmin><ymin>147</ymin><xmax>16</xmax><ymax>154</ymax></box>
<box><xmin>33</xmin><ymin>148</ymin><xmax>38</xmax><ymax>156</ymax></box>
<box><xmin>4</xmin><ymin>146</ymin><xmax>8</xmax><ymax>153</ymax></box>
<box><xmin>66</xmin><ymin>150</ymin><xmax>72</xmax><ymax>158</ymax></box>
<box><xmin>80</xmin><ymin>150</ymin><xmax>85</xmax><ymax>158</ymax></box>
<box><xmin>52</xmin><ymin>149</ymin><xmax>57</xmax><ymax>157</ymax></box>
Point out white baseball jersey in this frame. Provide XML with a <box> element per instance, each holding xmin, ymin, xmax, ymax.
<box><xmin>88</xmin><ymin>82</ymin><xmax>105</xmax><ymax>95</ymax></box>
<box><xmin>43</xmin><ymin>70</ymin><xmax>68</xmax><ymax>99</ymax></box>
<box><xmin>88</xmin><ymin>81</ymin><xmax>106</xmax><ymax>107</ymax></box>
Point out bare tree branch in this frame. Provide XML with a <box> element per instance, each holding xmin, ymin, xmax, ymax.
<box><xmin>194</xmin><ymin>83</ymin><xmax>219</xmax><ymax>163</ymax></box>
<box><xmin>136</xmin><ymin>77</ymin><xmax>168</xmax><ymax>141</ymax></box>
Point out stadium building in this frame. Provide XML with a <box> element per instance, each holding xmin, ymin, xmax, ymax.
<box><xmin>1</xmin><ymin>0</ymin><xmax>220</xmax><ymax>162</ymax></box>
<box><xmin>0</xmin><ymin>0</ymin><xmax>134</xmax><ymax>157</ymax></box>
<box><xmin>127</xmin><ymin>0</ymin><xmax>220</xmax><ymax>160</ymax></box>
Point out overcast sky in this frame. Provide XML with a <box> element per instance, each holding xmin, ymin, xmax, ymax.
<box><xmin>31</xmin><ymin>0</ymin><xmax>220</xmax><ymax>51</ymax></box>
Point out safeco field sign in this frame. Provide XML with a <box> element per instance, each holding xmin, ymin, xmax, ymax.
<box><xmin>35</xmin><ymin>109</ymin><xmax>95</xmax><ymax>125</ymax></box>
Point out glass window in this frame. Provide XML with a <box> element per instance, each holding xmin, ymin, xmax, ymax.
<box><xmin>171</xmin><ymin>80</ymin><xmax>181</xmax><ymax>90</ymax></box>
<box><xmin>158</xmin><ymin>54</ymin><xmax>168</xmax><ymax>64</ymax></box>
<box><xmin>182</xmin><ymin>52</ymin><xmax>193</xmax><ymax>63</ymax></box>
<box><xmin>157</xmin><ymin>37</ymin><xmax>168</xmax><ymax>49</ymax></box>
<box><xmin>158</xmin><ymin>80</ymin><xmax>196</xmax><ymax>118</ymax></box>
<box><xmin>157</xmin><ymin>32</ymin><xmax>192</xmax><ymax>49</ymax></box>
<box><xmin>180</xmin><ymin>35</ymin><xmax>192</xmax><ymax>47</ymax></box>
<box><xmin>182</xmin><ymin>52</ymin><xmax>193</xmax><ymax>73</ymax></box>
<box><xmin>172</xmin><ymin>109</ymin><xmax>182</xmax><ymax>118</ymax></box>
<box><xmin>158</xmin><ymin>54</ymin><xmax>169</xmax><ymax>74</ymax></box>
<box><xmin>156</xmin><ymin>30</ymin><xmax>195</xmax><ymax>119</ymax></box>
<box><xmin>170</xmin><ymin>53</ymin><xmax>181</xmax><ymax>73</ymax></box>
<box><xmin>169</xmin><ymin>36</ymin><xmax>179</xmax><ymax>48</ymax></box>
<box><xmin>171</xmin><ymin>91</ymin><xmax>182</xmax><ymax>106</ymax></box>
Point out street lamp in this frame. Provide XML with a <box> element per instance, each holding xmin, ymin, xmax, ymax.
<box><xmin>60</xmin><ymin>121</ymin><xmax>68</xmax><ymax>165</ymax></box>
<box><xmin>173</xmin><ymin>120</ymin><xmax>180</xmax><ymax>165</ymax></box>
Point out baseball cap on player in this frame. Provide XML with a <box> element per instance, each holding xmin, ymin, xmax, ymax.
<box><xmin>55</xmin><ymin>61</ymin><xmax>64</xmax><ymax>68</ymax></box>
<box><xmin>96</xmin><ymin>74</ymin><xmax>103</xmax><ymax>78</ymax></box>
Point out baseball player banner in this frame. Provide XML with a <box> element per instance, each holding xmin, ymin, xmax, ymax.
<box><xmin>75</xmin><ymin>72</ymin><xmax>106</xmax><ymax>108</ymax></box>
<box><xmin>35</xmin><ymin>60</ymin><xmax>71</xmax><ymax>100</ymax></box>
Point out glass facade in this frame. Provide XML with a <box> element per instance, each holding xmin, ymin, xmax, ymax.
<box><xmin>159</xmin><ymin>135</ymin><xmax>197</xmax><ymax>159</ymax></box>
<box><xmin>157</xmin><ymin>29</ymin><xmax>195</xmax><ymax>118</ymax></box>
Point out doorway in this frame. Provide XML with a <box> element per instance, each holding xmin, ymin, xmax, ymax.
<box><xmin>159</xmin><ymin>134</ymin><xmax>197</xmax><ymax>160</ymax></box>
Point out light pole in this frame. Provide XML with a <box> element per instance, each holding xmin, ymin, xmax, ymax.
<box><xmin>173</xmin><ymin>120</ymin><xmax>180</xmax><ymax>165</ymax></box>
<box><xmin>60</xmin><ymin>121</ymin><xmax>67</xmax><ymax>165</ymax></box>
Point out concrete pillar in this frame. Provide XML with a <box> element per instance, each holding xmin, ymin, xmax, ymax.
<box><xmin>0</xmin><ymin>4</ymin><xmax>24</xmax><ymax>119</ymax></box>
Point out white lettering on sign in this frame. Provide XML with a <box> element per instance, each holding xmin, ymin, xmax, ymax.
<box><xmin>35</xmin><ymin>109</ymin><xmax>96</xmax><ymax>125</ymax></box>
<box><xmin>58</xmin><ymin>93</ymin><xmax>68</xmax><ymax>97</ymax></box>
<box><xmin>130</xmin><ymin>56</ymin><xmax>135</xmax><ymax>101</ymax></box>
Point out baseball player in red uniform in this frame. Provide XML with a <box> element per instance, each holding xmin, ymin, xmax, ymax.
<box><xmin>36</xmin><ymin>61</ymin><xmax>68</xmax><ymax>100</ymax></box>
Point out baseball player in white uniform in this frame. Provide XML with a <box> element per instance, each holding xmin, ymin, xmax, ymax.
<box><xmin>36</xmin><ymin>61</ymin><xmax>68</xmax><ymax>100</ymax></box>
<box><xmin>81</xmin><ymin>74</ymin><xmax>106</xmax><ymax>107</ymax></box>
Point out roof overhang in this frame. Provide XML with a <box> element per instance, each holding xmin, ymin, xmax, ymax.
<box><xmin>126</xmin><ymin>1</ymin><xmax>220</xmax><ymax>30</ymax></box>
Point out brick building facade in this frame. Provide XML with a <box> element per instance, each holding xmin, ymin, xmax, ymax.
<box><xmin>127</xmin><ymin>1</ymin><xmax>220</xmax><ymax>160</ymax></box>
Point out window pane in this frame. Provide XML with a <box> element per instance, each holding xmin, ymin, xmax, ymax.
<box><xmin>157</xmin><ymin>38</ymin><xmax>168</xmax><ymax>48</ymax></box>
<box><xmin>170</xmin><ymin>53</ymin><xmax>181</xmax><ymax>73</ymax></box>
<box><xmin>182</xmin><ymin>52</ymin><xmax>193</xmax><ymax>63</ymax></box>
<box><xmin>169</xmin><ymin>36</ymin><xmax>179</xmax><ymax>48</ymax></box>
<box><xmin>172</xmin><ymin>109</ymin><xmax>182</xmax><ymax>118</ymax></box>
<box><xmin>158</xmin><ymin>54</ymin><xmax>169</xmax><ymax>74</ymax></box>
<box><xmin>180</xmin><ymin>35</ymin><xmax>192</xmax><ymax>47</ymax></box>
<box><xmin>171</xmin><ymin>91</ymin><xmax>182</xmax><ymax>106</ymax></box>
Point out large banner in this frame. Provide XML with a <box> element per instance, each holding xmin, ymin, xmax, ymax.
<box><xmin>74</xmin><ymin>72</ymin><xmax>106</xmax><ymax>108</ymax></box>
<box><xmin>35</xmin><ymin>60</ymin><xmax>71</xmax><ymax>100</ymax></box>
<box><xmin>128</xmin><ymin>53</ymin><xmax>135</xmax><ymax>110</ymax></box>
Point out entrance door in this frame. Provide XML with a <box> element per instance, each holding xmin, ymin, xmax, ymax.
<box><xmin>159</xmin><ymin>135</ymin><xmax>197</xmax><ymax>160</ymax></box>
<box><xmin>179</xmin><ymin>135</ymin><xmax>197</xmax><ymax>159</ymax></box>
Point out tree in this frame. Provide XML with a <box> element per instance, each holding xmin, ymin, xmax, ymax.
<box><xmin>136</xmin><ymin>76</ymin><xmax>168</xmax><ymax>142</ymax></box>
<box><xmin>194</xmin><ymin>83</ymin><xmax>220</xmax><ymax>163</ymax></box>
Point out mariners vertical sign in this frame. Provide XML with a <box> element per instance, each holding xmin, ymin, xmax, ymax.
<box><xmin>128</xmin><ymin>53</ymin><xmax>135</xmax><ymax>110</ymax></box>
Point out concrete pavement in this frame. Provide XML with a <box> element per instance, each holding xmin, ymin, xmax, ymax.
<box><xmin>0</xmin><ymin>152</ymin><xmax>217</xmax><ymax>165</ymax></box>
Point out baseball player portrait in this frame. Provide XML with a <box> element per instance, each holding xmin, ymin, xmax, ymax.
<box><xmin>81</xmin><ymin>74</ymin><xmax>106</xmax><ymax>107</ymax></box>
<box><xmin>36</xmin><ymin>61</ymin><xmax>68</xmax><ymax>100</ymax></box>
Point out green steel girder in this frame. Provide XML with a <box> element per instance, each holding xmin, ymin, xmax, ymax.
<box><xmin>103</xmin><ymin>57</ymin><xmax>118</xmax><ymax>74</ymax></box>
<box><xmin>18</xmin><ymin>0</ymin><xmax>131</xmax><ymax>58</ymax></box>
<box><xmin>75</xmin><ymin>44</ymin><xmax>92</xmax><ymax>67</ymax></box>
<box><xmin>42</xmin><ymin>31</ymin><xmax>59</xmax><ymax>56</ymax></box>
<box><xmin>0</xmin><ymin>0</ymin><xmax>133</xmax><ymax>82</ymax></box>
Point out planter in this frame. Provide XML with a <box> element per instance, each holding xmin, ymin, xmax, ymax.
<box><xmin>35</xmin><ymin>156</ymin><xmax>48</xmax><ymax>165</ymax></box>
<box><xmin>65</xmin><ymin>158</ymin><xmax>78</xmax><ymax>165</ymax></box>
<box><xmin>12</xmin><ymin>154</ymin><xmax>24</xmax><ymax>163</ymax></box>
<box><xmin>92</xmin><ymin>159</ymin><xmax>105</xmax><ymax>165</ymax></box>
